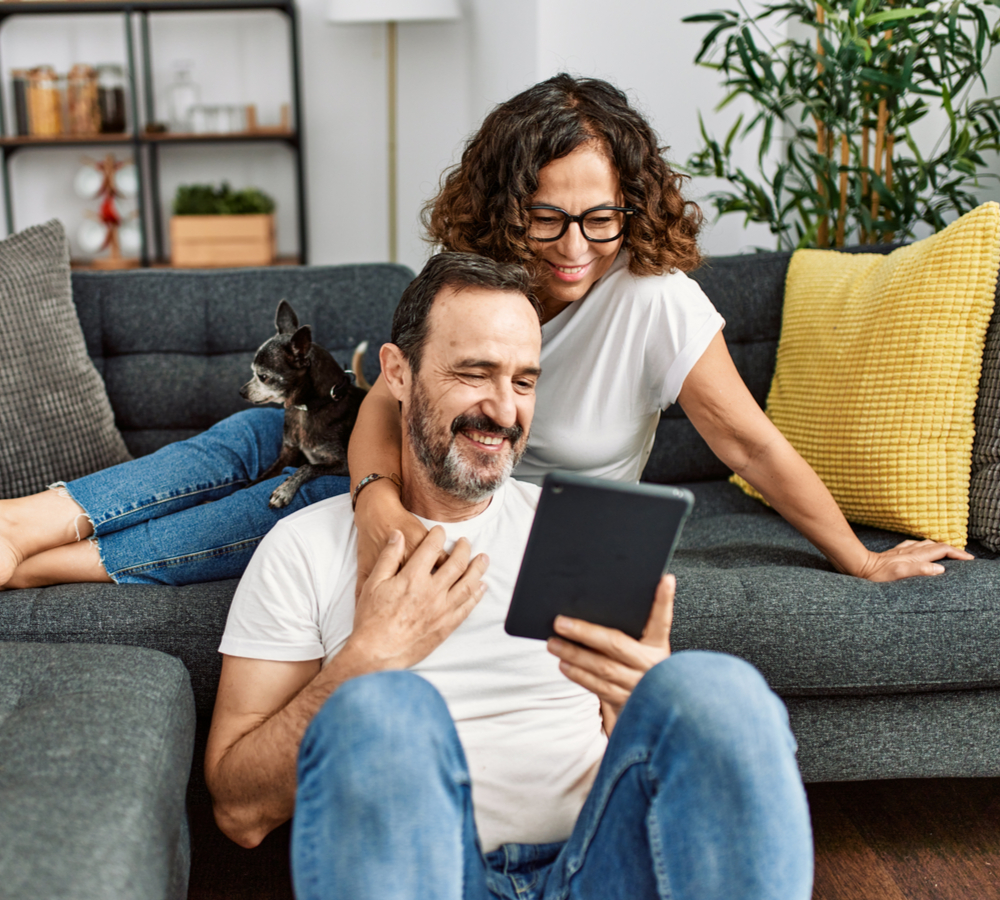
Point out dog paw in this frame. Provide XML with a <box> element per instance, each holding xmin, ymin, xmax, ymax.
<box><xmin>268</xmin><ymin>483</ymin><xmax>297</xmax><ymax>509</ymax></box>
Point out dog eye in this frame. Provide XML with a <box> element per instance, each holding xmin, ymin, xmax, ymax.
<box><xmin>259</xmin><ymin>374</ymin><xmax>269</xmax><ymax>384</ymax></box>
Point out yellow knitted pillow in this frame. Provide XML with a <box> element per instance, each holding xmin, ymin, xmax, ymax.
<box><xmin>732</xmin><ymin>202</ymin><xmax>1000</xmax><ymax>548</ymax></box>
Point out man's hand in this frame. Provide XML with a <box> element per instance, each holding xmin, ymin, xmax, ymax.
<box><xmin>848</xmin><ymin>539</ymin><xmax>974</xmax><ymax>582</ymax></box>
<box><xmin>346</xmin><ymin>527</ymin><xmax>489</xmax><ymax>671</ymax></box>
<box><xmin>205</xmin><ymin>528</ymin><xmax>486</xmax><ymax>849</ymax></box>
<box><xmin>546</xmin><ymin>574</ymin><xmax>675</xmax><ymax>735</ymax></box>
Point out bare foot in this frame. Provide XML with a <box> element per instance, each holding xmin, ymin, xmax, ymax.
<box><xmin>0</xmin><ymin>533</ymin><xmax>22</xmax><ymax>586</ymax></box>
<box><xmin>5</xmin><ymin>541</ymin><xmax>113</xmax><ymax>589</ymax></box>
<box><xmin>0</xmin><ymin>490</ymin><xmax>93</xmax><ymax>587</ymax></box>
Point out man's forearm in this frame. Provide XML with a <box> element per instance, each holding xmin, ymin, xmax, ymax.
<box><xmin>208</xmin><ymin>647</ymin><xmax>373</xmax><ymax>848</ymax></box>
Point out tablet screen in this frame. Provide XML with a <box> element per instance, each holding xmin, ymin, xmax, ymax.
<box><xmin>504</xmin><ymin>472</ymin><xmax>693</xmax><ymax>641</ymax></box>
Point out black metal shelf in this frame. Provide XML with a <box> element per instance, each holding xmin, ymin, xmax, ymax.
<box><xmin>0</xmin><ymin>0</ymin><xmax>294</xmax><ymax>20</ymax></box>
<box><xmin>0</xmin><ymin>0</ymin><xmax>308</xmax><ymax>266</ymax></box>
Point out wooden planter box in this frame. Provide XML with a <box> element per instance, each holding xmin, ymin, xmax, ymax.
<box><xmin>170</xmin><ymin>214</ymin><xmax>275</xmax><ymax>268</ymax></box>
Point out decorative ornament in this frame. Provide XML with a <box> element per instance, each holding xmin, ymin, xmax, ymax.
<box><xmin>74</xmin><ymin>154</ymin><xmax>140</xmax><ymax>269</ymax></box>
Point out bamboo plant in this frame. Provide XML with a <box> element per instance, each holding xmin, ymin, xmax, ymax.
<box><xmin>684</xmin><ymin>0</ymin><xmax>1000</xmax><ymax>249</ymax></box>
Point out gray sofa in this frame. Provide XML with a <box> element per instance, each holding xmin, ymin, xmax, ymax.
<box><xmin>1</xmin><ymin>255</ymin><xmax>997</xmax><ymax>897</ymax></box>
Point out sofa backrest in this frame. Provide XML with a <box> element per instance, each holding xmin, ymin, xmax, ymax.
<box><xmin>642</xmin><ymin>251</ymin><xmax>793</xmax><ymax>483</ymax></box>
<box><xmin>73</xmin><ymin>253</ymin><xmax>795</xmax><ymax>481</ymax></box>
<box><xmin>73</xmin><ymin>264</ymin><xmax>415</xmax><ymax>458</ymax></box>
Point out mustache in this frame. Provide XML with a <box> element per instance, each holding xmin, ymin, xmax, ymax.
<box><xmin>451</xmin><ymin>413</ymin><xmax>524</xmax><ymax>445</ymax></box>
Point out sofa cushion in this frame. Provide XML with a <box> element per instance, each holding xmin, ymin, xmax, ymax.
<box><xmin>0</xmin><ymin>642</ymin><xmax>194</xmax><ymax>900</ymax></box>
<box><xmin>0</xmin><ymin>580</ymin><xmax>236</xmax><ymax>716</ymax></box>
<box><xmin>2</xmin><ymin>481</ymin><xmax>996</xmax><ymax>719</ymax></box>
<box><xmin>0</xmin><ymin>220</ymin><xmax>131</xmax><ymax>497</ymax></box>
<box><xmin>732</xmin><ymin>203</ymin><xmax>1000</xmax><ymax>547</ymax></box>
<box><xmin>671</xmin><ymin>481</ymin><xmax>1000</xmax><ymax>697</ymax></box>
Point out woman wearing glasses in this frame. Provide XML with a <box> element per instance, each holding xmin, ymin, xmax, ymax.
<box><xmin>0</xmin><ymin>74</ymin><xmax>966</xmax><ymax>588</ymax></box>
<box><xmin>350</xmin><ymin>73</ymin><xmax>968</xmax><ymax>586</ymax></box>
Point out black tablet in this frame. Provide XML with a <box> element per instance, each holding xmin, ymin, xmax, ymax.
<box><xmin>504</xmin><ymin>472</ymin><xmax>694</xmax><ymax>641</ymax></box>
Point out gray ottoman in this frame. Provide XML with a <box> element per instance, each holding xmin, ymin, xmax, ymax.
<box><xmin>0</xmin><ymin>643</ymin><xmax>195</xmax><ymax>900</ymax></box>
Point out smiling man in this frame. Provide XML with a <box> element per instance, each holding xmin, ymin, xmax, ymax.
<box><xmin>204</xmin><ymin>252</ymin><xmax>813</xmax><ymax>900</ymax></box>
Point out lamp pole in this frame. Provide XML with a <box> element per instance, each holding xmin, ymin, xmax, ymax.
<box><xmin>327</xmin><ymin>0</ymin><xmax>460</xmax><ymax>265</ymax></box>
<box><xmin>387</xmin><ymin>20</ymin><xmax>398</xmax><ymax>263</ymax></box>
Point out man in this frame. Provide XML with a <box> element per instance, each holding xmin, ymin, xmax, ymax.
<box><xmin>205</xmin><ymin>252</ymin><xmax>813</xmax><ymax>900</ymax></box>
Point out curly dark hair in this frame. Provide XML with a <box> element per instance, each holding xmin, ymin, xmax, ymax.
<box><xmin>423</xmin><ymin>74</ymin><xmax>703</xmax><ymax>277</ymax></box>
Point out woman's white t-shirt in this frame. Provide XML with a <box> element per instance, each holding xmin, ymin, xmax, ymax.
<box><xmin>514</xmin><ymin>252</ymin><xmax>725</xmax><ymax>485</ymax></box>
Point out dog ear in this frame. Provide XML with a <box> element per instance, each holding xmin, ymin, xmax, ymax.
<box><xmin>289</xmin><ymin>325</ymin><xmax>312</xmax><ymax>365</ymax></box>
<box><xmin>275</xmin><ymin>300</ymin><xmax>299</xmax><ymax>334</ymax></box>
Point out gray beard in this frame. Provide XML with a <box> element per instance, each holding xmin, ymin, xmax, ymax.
<box><xmin>407</xmin><ymin>382</ymin><xmax>526</xmax><ymax>503</ymax></box>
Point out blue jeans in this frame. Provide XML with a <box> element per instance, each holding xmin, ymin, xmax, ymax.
<box><xmin>292</xmin><ymin>652</ymin><xmax>814</xmax><ymax>900</ymax></box>
<box><xmin>60</xmin><ymin>408</ymin><xmax>350</xmax><ymax>585</ymax></box>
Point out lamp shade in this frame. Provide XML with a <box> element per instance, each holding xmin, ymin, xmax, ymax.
<box><xmin>327</xmin><ymin>0</ymin><xmax>460</xmax><ymax>22</ymax></box>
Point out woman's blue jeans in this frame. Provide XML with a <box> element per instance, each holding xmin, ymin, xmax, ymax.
<box><xmin>60</xmin><ymin>408</ymin><xmax>350</xmax><ymax>584</ymax></box>
<box><xmin>292</xmin><ymin>651</ymin><xmax>814</xmax><ymax>900</ymax></box>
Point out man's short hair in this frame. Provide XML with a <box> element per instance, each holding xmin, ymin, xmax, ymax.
<box><xmin>391</xmin><ymin>252</ymin><xmax>542</xmax><ymax>373</ymax></box>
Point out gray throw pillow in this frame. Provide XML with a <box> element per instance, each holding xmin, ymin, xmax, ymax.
<box><xmin>0</xmin><ymin>219</ymin><xmax>131</xmax><ymax>498</ymax></box>
<box><xmin>971</xmin><ymin>289</ymin><xmax>1000</xmax><ymax>552</ymax></box>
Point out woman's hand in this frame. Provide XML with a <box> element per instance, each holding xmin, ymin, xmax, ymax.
<box><xmin>354</xmin><ymin>478</ymin><xmax>429</xmax><ymax>599</ymax></box>
<box><xmin>546</xmin><ymin>574</ymin><xmax>675</xmax><ymax>736</ymax></box>
<box><xmin>847</xmin><ymin>539</ymin><xmax>974</xmax><ymax>582</ymax></box>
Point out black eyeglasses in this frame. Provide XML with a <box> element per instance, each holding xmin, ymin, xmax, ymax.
<box><xmin>526</xmin><ymin>205</ymin><xmax>636</xmax><ymax>242</ymax></box>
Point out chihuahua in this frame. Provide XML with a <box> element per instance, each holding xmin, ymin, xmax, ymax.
<box><xmin>240</xmin><ymin>299</ymin><xmax>368</xmax><ymax>508</ymax></box>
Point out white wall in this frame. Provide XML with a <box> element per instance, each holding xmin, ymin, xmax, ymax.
<box><xmin>534</xmin><ymin>0</ymin><xmax>778</xmax><ymax>255</ymax></box>
<box><xmin>3</xmin><ymin>0</ymin><xmax>998</xmax><ymax>271</ymax></box>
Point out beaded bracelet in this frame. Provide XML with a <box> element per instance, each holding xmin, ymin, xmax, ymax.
<box><xmin>351</xmin><ymin>472</ymin><xmax>403</xmax><ymax>511</ymax></box>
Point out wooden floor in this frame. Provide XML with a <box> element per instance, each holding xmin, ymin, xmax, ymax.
<box><xmin>188</xmin><ymin>777</ymin><xmax>1000</xmax><ymax>898</ymax></box>
<box><xmin>810</xmin><ymin>778</ymin><xmax>1000</xmax><ymax>900</ymax></box>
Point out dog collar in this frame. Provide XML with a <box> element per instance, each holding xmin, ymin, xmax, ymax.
<box><xmin>295</xmin><ymin>373</ymin><xmax>355</xmax><ymax>411</ymax></box>
<box><xmin>329</xmin><ymin>371</ymin><xmax>357</xmax><ymax>403</ymax></box>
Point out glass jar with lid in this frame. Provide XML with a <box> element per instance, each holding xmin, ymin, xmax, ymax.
<box><xmin>67</xmin><ymin>64</ymin><xmax>100</xmax><ymax>134</ymax></box>
<box><xmin>11</xmin><ymin>69</ymin><xmax>30</xmax><ymax>135</ymax></box>
<box><xmin>167</xmin><ymin>61</ymin><xmax>199</xmax><ymax>133</ymax></box>
<box><xmin>27</xmin><ymin>65</ymin><xmax>63</xmax><ymax>136</ymax></box>
<box><xmin>97</xmin><ymin>63</ymin><xmax>127</xmax><ymax>133</ymax></box>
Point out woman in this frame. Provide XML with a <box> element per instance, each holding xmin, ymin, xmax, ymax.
<box><xmin>0</xmin><ymin>74</ymin><xmax>968</xmax><ymax>589</ymax></box>
<box><xmin>348</xmin><ymin>73</ymin><xmax>969</xmax><ymax>584</ymax></box>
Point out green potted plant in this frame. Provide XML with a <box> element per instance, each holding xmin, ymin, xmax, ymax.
<box><xmin>684</xmin><ymin>0</ymin><xmax>1000</xmax><ymax>249</ymax></box>
<box><xmin>170</xmin><ymin>183</ymin><xmax>277</xmax><ymax>267</ymax></box>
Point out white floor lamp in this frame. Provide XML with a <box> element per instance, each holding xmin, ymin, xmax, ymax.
<box><xmin>328</xmin><ymin>0</ymin><xmax>462</xmax><ymax>263</ymax></box>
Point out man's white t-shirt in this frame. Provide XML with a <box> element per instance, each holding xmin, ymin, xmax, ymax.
<box><xmin>514</xmin><ymin>252</ymin><xmax>725</xmax><ymax>485</ymax></box>
<box><xmin>219</xmin><ymin>480</ymin><xmax>608</xmax><ymax>853</ymax></box>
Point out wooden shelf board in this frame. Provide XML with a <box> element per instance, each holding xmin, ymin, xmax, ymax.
<box><xmin>144</xmin><ymin>129</ymin><xmax>297</xmax><ymax>143</ymax></box>
<box><xmin>1</xmin><ymin>133</ymin><xmax>132</xmax><ymax>147</ymax></box>
<box><xmin>2</xmin><ymin>130</ymin><xmax>295</xmax><ymax>147</ymax></box>
<box><xmin>72</xmin><ymin>255</ymin><xmax>300</xmax><ymax>270</ymax></box>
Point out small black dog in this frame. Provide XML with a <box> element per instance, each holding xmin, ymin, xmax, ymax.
<box><xmin>240</xmin><ymin>300</ymin><xmax>368</xmax><ymax>508</ymax></box>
